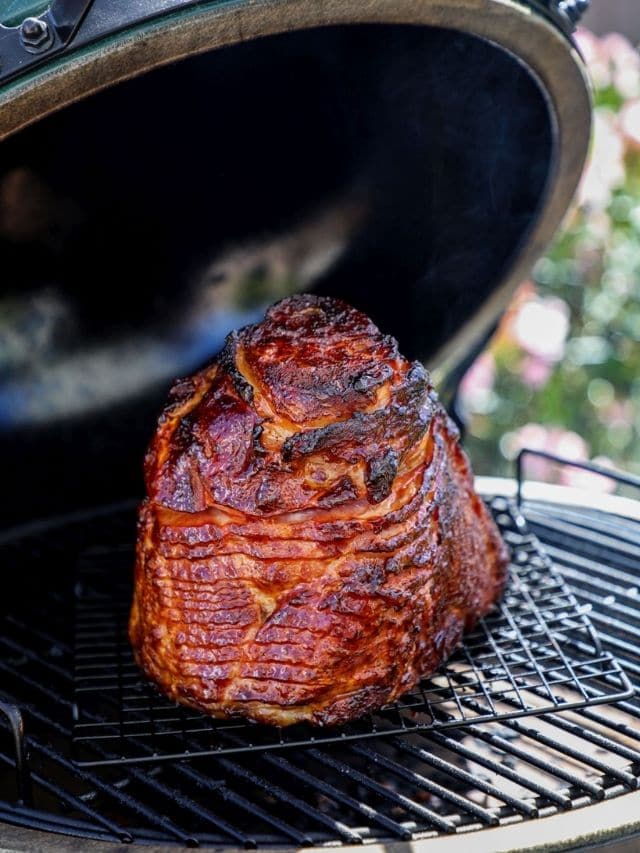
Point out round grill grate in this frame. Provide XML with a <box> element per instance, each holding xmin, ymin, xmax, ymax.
<box><xmin>0</xmin><ymin>487</ymin><xmax>638</xmax><ymax>847</ymax></box>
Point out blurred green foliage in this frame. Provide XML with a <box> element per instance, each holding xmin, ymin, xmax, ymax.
<box><xmin>462</xmin><ymin>30</ymin><xmax>640</xmax><ymax>488</ymax></box>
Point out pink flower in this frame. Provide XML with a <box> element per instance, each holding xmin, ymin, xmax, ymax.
<box><xmin>599</xmin><ymin>399</ymin><xmax>633</xmax><ymax>426</ymax></box>
<box><xmin>512</xmin><ymin>296</ymin><xmax>570</xmax><ymax>363</ymax></box>
<box><xmin>507</xmin><ymin>424</ymin><xmax>588</xmax><ymax>481</ymax></box>
<box><xmin>553</xmin><ymin>430</ymin><xmax>590</xmax><ymax>465</ymax></box>
<box><xmin>575</xmin><ymin>29</ymin><xmax>640</xmax><ymax>98</ymax></box>
<box><xmin>458</xmin><ymin>352</ymin><xmax>496</xmax><ymax>416</ymax></box>
<box><xmin>500</xmin><ymin>423</ymin><xmax>555</xmax><ymax>476</ymax></box>
<box><xmin>575</xmin><ymin>28</ymin><xmax>612</xmax><ymax>90</ymax></box>
<box><xmin>519</xmin><ymin>355</ymin><xmax>553</xmax><ymax>389</ymax></box>
<box><xmin>600</xmin><ymin>33</ymin><xmax>640</xmax><ymax>99</ymax></box>
<box><xmin>506</xmin><ymin>425</ymin><xmax>616</xmax><ymax>494</ymax></box>
<box><xmin>578</xmin><ymin>111</ymin><xmax>625</xmax><ymax>210</ymax></box>
<box><xmin>620</xmin><ymin>99</ymin><xmax>640</xmax><ymax>149</ymax></box>
<box><xmin>562</xmin><ymin>456</ymin><xmax>617</xmax><ymax>494</ymax></box>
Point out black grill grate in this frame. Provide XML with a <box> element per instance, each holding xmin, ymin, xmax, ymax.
<box><xmin>0</xmin><ymin>456</ymin><xmax>639</xmax><ymax>847</ymax></box>
<box><xmin>71</xmin><ymin>501</ymin><xmax>632</xmax><ymax>766</ymax></box>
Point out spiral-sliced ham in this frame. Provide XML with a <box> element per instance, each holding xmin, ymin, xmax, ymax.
<box><xmin>129</xmin><ymin>295</ymin><xmax>508</xmax><ymax>726</ymax></box>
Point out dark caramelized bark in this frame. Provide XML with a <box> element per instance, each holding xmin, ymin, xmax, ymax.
<box><xmin>130</xmin><ymin>295</ymin><xmax>508</xmax><ymax>726</ymax></box>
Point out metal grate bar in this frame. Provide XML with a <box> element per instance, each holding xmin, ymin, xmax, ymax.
<box><xmin>213</xmin><ymin>781</ymin><xmax>315</xmax><ymax>847</ymax></box>
<box><xmin>561</xmin><ymin>589</ymin><xmax>640</xmax><ymax>633</ymax></box>
<box><xmin>438</xmin><ymin>673</ymin><xmax>639</xmax><ymax>786</ymax></box>
<box><xmin>526</xmin><ymin>712</ymin><xmax>640</xmax><ymax>768</ymax></box>
<box><xmin>5</xmin><ymin>614</ymin><xmax>73</xmax><ymax>656</ymax></box>
<box><xmin>501</xmin><ymin>718</ymin><xmax>636</xmax><ymax>789</ymax></box>
<box><xmin>0</xmin><ymin>646</ymin><xmax>72</xmax><ymax>699</ymax></box>
<box><xmin>2</xmin><ymin>687</ymin><xmax>230</xmax><ymax>847</ymax></box>
<box><xmin>476</xmin><ymin>606</ymin><xmax>533</xmax><ymax>709</ymax></box>
<box><xmin>586</xmin><ymin>618</ymin><xmax>640</xmax><ymax>654</ymax></box>
<box><xmin>525</xmin><ymin>502</ymin><xmax>640</xmax><ymax>538</ymax></box>
<box><xmin>81</xmin><ymin>732</ymin><xmax>261</xmax><ymax>845</ymax></box>
<box><xmin>424</xmin><ymin>728</ymin><xmax>567</xmax><ymax>805</ymax></box>
<box><xmin>0</xmin><ymin>804</ymin><xmax>124</xmax><ymax>844</ymax></box>
<box><xmin>0</xmin><ymin>659</ymin><xmax>73</xmax><ymax>717</ymax></box>
<box><xmin>32</xmin><ymin>740</ymin><xmax>197</xmax><ymax>845</ymax></box>
<box><xmin>349</xmin><ymin>742</ymin><xmax>499</xmax><ymax>826</ymax></box>
<box><xmin>215</xmin><ymin>757</ymin><xmax>364</xmax><ymax>844</ymax></box>
<box><xmin>0</xmin><ymin>701</ymin><xmax>31</xmax><ymax>805</ymax></box>
<box><xmin>548</xmin><ymin>554</ymin><xmax>640</xmax><ymax>593</ymax></box>
<box><xmin>260</xmin><ymin>752</ymin><xmax>414</xmax><ymax>840</ymax></box>
<box><xmin>179</xmin><ymin>731</ymin><xmax>372</xmax><ymax>845</ymax></box>
<box><xmin>390</xmin><ymin>737</ymin><xmax>539</xmax><ymax>817</ymax></box>
<box><xmin>436</xmin><ymin>664</ymin><xmax>633</xmax><ymax>784</ymax></box>
<box><xmin>0</xmin><ymin>635</ymin><xmax>71</xmax><ymax>682</ymax></box>
<box><xmin>527</xmin><ymin>514</ymin><xmax>640</xmax><ymax>555</ymax></box>
<box><xmin>24</xmin><ymin>692</ymin><xmax>316</xmax><ymax>847</ymax></box>
<box><xmin>306</xmin><ymin>749</ymin><xmax>459</xmax><ymax>833</ymax></box>
<box><xmin>458</xmin><ymin>643</ymin><xmax>499</xmax><ymax>716</ymax></box>
<box><xmin>158</xmin><ymin>757</ymin><xmax>316</xmax><ymax>847</ymax></box>
<box><xmin>165</xmin><ymin>755</ymin><xmax>316</xmax><ymax>847</ymax></box>
<box><xmin>91</xmin><ymin>729</ymin><xmax>316</xmax><ymax>847</ymax></box>
<box><xmin>552</xmin><ymin>564</ymin><xmax>640</xmax><ymax>606</ymax></box>
<box><xmin>0</xmin><ymin>751</ymin><xmax>132</xmax><ymax>843</ymax></box>
<box><xmin>53</xmin><ymin>704</ymin><xmax>269</xmax><ymax>844</ymax></box>
<box><xmin>578</xmin><ymin>638</ymin><xmax>639</xmax><ymax>678</ymax></box>
<box><xmin>525</xmin><ymin>516</ymin><xmax>640</xmax><ymax>563</ymax></box>
<box><xmin>106</xmin><ymin>760</ymin><xmax>254</xmax><ymax>848</ymax></box>
<box><xmin>580</xmin><ymin>704</ymin><xmax>640</xmax><ymax>741</ymax></box>
<box><xmin>465</xmin><ymin>726</ymin><xmax>600</xmax><ymax>799</ymax></box>
<box><xmin>527</xmin><ymin>498</ymin><xmax>640</xmax><ymax>533</ymax></box>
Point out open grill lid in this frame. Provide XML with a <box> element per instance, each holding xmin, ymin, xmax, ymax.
<box><xmin>0</xmin><ymin>0</ymin><xmax>591</xmax><ymax>523</ymax></box>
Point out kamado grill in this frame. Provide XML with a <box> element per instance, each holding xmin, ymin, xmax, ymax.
<box><xmin>1</xmin><ymin>1</ymin><xmax>640</xmax><ymax>851</ymax></box>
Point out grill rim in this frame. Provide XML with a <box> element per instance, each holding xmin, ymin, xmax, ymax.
<box><xmin>0</xmin><ymin>765</ymin><xmax>639</xmax><ymax>852</ymax></box>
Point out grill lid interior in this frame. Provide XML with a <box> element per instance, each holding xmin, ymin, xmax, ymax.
<box><xmin>0</xmin><ymin>1</ymin><xmax>590</xmax><ymax>525</ymax></box>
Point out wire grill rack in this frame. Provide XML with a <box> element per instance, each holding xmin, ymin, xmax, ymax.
<box><xmin>1</xmin><ymin>453</ymin><xmax>640</xmax><ymax>847</ymax></box>
<box><xmin>71</xmin><ymin>498</ymin><xmax>632</xmax><ymax>766</ymax></box>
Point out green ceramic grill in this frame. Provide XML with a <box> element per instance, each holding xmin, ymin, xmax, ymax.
<box><xmin>5</xmin><ymin>7</ymin><xmax>640</xmax><ymax>853</ymax></box>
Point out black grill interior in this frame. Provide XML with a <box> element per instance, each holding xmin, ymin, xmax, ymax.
<box><xmin>0</xmin><ymin>494</ymin><xmax>638</xmax><ymax>846</ymax></box>
<box><xmin>0</xmin><ymin>23</ymin><xmax>552</xmax><ymax>527</ymax></box>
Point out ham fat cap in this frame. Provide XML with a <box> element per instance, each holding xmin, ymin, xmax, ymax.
<box><xmin>129</xmin><ymin>295</ymin><xmax>508</xmax><ymax>726</ymax></box>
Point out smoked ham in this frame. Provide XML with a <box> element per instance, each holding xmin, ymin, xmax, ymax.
<box><xmin>129</xmin><ymin>295</ymin><xmax>508</xmax><ymax>726</ymax></box>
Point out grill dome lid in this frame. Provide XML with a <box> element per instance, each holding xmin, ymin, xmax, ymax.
<box><xmin>0</xmin><ymin>0</ymin><xmax>591</xmax><ymax>519</ymax></box>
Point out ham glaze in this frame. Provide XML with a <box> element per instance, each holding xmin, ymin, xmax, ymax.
<box><xmin>129</xmin><ymin>295</ymin><xmax>508</xmax><ymax>726</ymax></box>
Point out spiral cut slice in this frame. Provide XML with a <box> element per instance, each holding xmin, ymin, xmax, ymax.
<box><xmin>129</xmin><ymin>295</ymin><xmax>508</xmax><ymax>726</ymax></box>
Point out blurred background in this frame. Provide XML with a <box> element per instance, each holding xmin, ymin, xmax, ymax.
<box><xmin>461</xmin><ymin>7</ymin><xmax>640</xmax><ymax>494</ymax></box>
<box><xmin>583</xmin><ymin>2</ymin><xmax>640</xmax><ymax>42</ymax></box>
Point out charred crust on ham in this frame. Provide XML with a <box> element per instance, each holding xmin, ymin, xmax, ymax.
<box><xmin>366</xmin><ymin>449</ymin><xmax>400</xmax><ymax>503</ymax></box>
<box><xmin>130</xmin><ymin>294</ymin><xmax>509</xmax><ymax>728</ymax></box>
<box><xmin>219</xmin><ymin>332</ymin><xmax>254</xmax><ymax>404</ymax></box>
